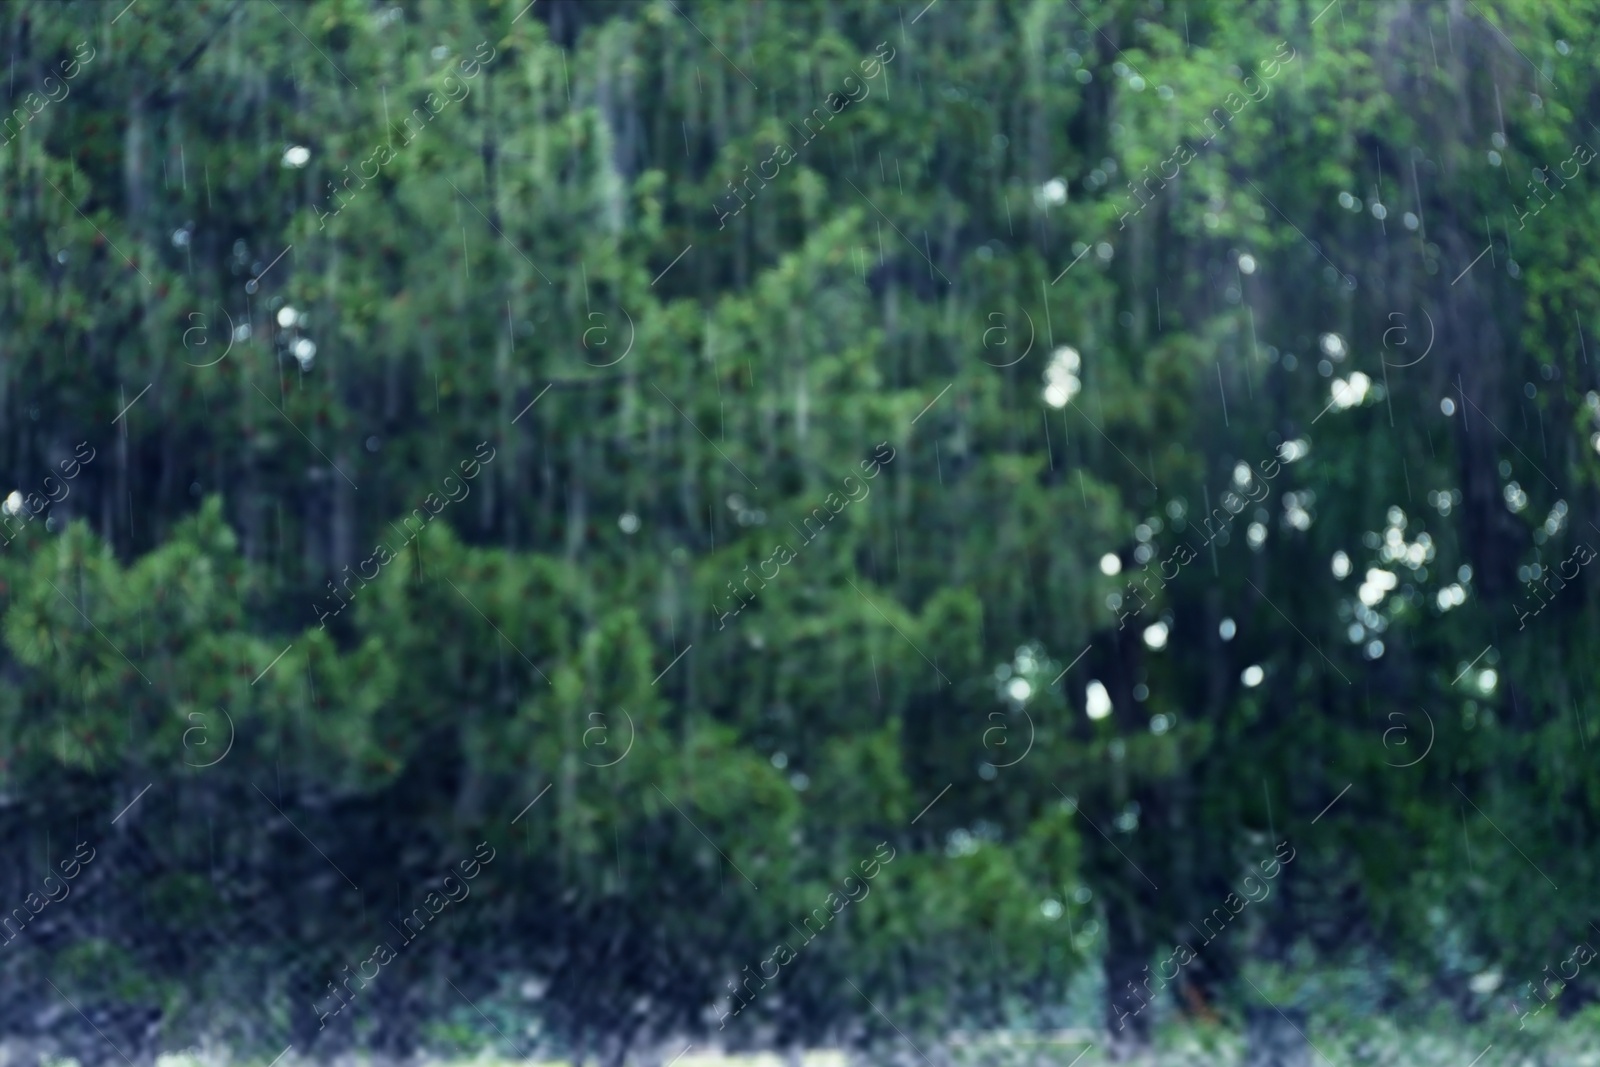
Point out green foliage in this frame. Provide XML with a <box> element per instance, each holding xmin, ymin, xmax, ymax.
<box><xmin>2</xmin><ymin>0</ymin><xmax>1600</xmax><ymax>1060</ymax></box>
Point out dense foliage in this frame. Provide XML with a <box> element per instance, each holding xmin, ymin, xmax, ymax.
<box><xmin>1</xmin><ymin>0</ymin><xmax>1598</xmax><ymax>1063</ymax></box>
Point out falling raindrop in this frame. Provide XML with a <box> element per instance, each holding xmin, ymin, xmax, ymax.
<box><xmin>1086</xmin><ymin>681</ymin><xmax>1112</xmax><ymax>720</ymax></box>
<box><xmin>1043</xmin><ymin>346</ymin><xmax>1082</xmax><ymax>408</ymax></box>
<box><xmin>1143</xmin><ymin>621</ymin><xmax>1169</xmax><ymax>650</ymax></box>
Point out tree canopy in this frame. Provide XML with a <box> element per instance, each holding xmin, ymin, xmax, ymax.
<box><xmin>1</xmin><ymin>0</ymin><xmax>1598</xmax><ymax>1064</ymax></box>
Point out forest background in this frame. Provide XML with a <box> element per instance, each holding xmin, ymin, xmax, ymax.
<box><xmin>1</xmin><ymin>1</ymin><xmax>1599</xmax><ymax>1066</ymax></box>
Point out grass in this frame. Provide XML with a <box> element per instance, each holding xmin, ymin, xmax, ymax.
<box><xmin>129</xmin><ymin>1028</ymin><xmax>1583</xmax><ymax>1067</ymax></box>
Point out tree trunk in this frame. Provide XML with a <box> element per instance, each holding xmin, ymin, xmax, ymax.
<box><xmin>1102</xmin><ymin>890</ymin><xmax>1153</xmax><ymax>1060</ymax></box>
<box><xmin>1099</xmin><ymin>624</ymin><xmax>1157</xmax><ymax>1060</ymax></box>
<box><xmin>1243</xmin><ymin>1006</ymin><xmax>1310</xmax><ymax>1067</ymax></box>
<box><xmin>599</xmin><ymin>1028</ymin><xmax>630</xmax><ymax>1067</ymax></box>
